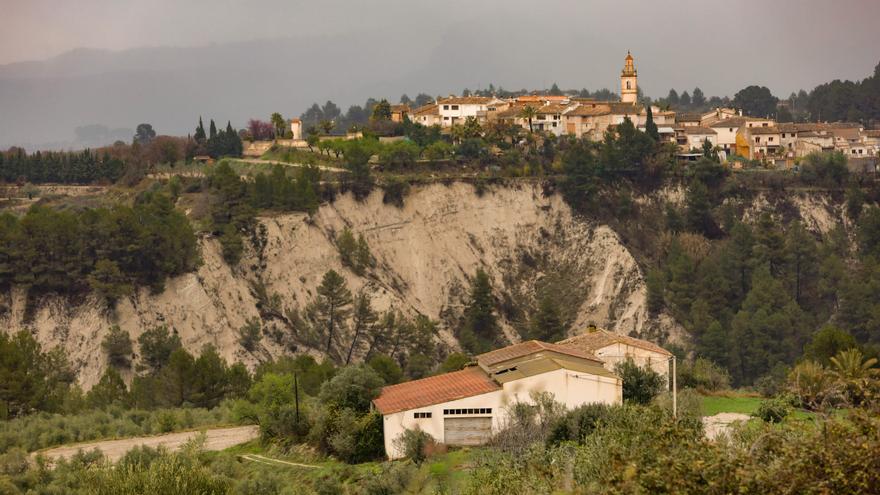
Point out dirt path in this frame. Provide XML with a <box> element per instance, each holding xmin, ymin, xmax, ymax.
<box><xmin>703</xmin><ymin>413</ymin><xmax>750</xmax><ymax>440</ymax></box>
<box><xmin>234</xmin><ymin>158</ymin><xmax>347</xmax><ymax>173</ymax></box>
<box><xmin>34</xmin><ymin>425</ymin><xmax>259</xmax><ymax>464</ymax></box>
<box><xmin>239</xmin><ymin>453</ymin><xmax>318</xmax><ymax>469</ymax></box>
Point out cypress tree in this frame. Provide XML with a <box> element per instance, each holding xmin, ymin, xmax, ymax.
<box><xmin>645</xmin><ymin>105</ymin><xmax>659</xmax><ymax>140</ymax></box>
<box><xmin>195</xmin><ymin>117</ymin><xmax>207</xmax><ymax>143</ymax></box>
<box><xmin>209</xmin><ymin>120</ymin><xmax>217</xmax><ymax>140</ymax></box>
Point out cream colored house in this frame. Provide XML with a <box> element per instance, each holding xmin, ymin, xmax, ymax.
<box><xmin>557</xmin><ymin>327</ymin><xmax>672</xmax><ymax>377</ymax></box>
<box><xmin>373</xmin><ymin>340</ymin><xmax>621</xmax><ymax>459</ymax></box>
<box><xmin>411</xmin><ymin>103</ymin><xmax>441</xmax><ymax>127</ymax></box>
<box><xmin>680</xmin><ymin>126</ymin><xmax>718</xmax><ymax>151</ymax></box>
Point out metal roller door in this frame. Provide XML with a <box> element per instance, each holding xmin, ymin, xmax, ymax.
<box><xmin>443</xmin><ymin>417</ymin><xmax>492</xmax><ymax>446</ymax></box>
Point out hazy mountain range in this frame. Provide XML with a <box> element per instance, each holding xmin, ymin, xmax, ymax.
<box><xmin>1</xmin><ymin>27</ymin><xmax>629</xmax><ymax>151</ymax></box>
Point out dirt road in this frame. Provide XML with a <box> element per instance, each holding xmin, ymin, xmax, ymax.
<box><xmin>234</xmin><ymin>158</ymin><xmax>347</xmax><ymax>173</ymax></box>
<box><xmin>34</xmin><ymin>425</ymin><xmax>259</xmax><ymax>464</ymax></box>
<box><xmin>703</xmin><ymin>412</ymin><xmax>750</xmax><ymax>439</ymax></box>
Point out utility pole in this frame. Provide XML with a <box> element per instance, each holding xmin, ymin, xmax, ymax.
<box><xmin>672</xmin><ymin>356</ymin><xmax>678</xmax><ymax>419</ymax></box>
<box><xmin>294</xmin><ymin>372</ymin><xmax>300</xmax><ymax>426</ymax></box>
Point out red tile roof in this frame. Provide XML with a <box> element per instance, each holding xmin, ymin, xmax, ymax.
<box><xmin>372</xmin><ymin>366</ymin><xmax>500</xmax><ymax>415</ymax></box>
<box><xmin>477</xmin><ymin>340</ymin><xmax>603</xmax><ymax>367</ymax></box>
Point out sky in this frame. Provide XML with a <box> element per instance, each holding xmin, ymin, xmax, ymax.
<box><xmin>2</xmin><ymin>0</ymin><xmax>879</xmax><ymax>97</ymax></box>
<box><xmin>1</xmin><ymin>0</ymin><xmax>879</xmax><ymax>149</ymax></box>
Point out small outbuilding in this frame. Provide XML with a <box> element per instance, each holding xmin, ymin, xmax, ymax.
<box><xmin>557</xmin><ymin>326</ymin><xmax>673</xmax><ymax>377</ymax></box>
<box><xmin>372</xmin><ymin>340</ymin><xmax>621</xmax><ymax>459</ymax></box>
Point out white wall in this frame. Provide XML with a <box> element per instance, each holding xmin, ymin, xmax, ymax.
<box><xmin>592</xmin><ymin>342</ymin><xmax>670</xmax><ymax>377</ymax></box>
<box><xmin>381</xmin><ymin>368</ymin><xmax>621</xmax><ymax>459</ymax></box>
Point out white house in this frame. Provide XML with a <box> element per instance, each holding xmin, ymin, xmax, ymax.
<box><xmin>557</xmin><ymin>327</ymin><xmax>673</xmax><ymax>377</ymax></box>
<box><xmin>411</xmin><ymin>103</ymin><xmax>441</xmax><ymax>127</ymax></box>
<box><xmin>372</xmin><ymin>340</ymin><xmax>621</xmax><ymax>459</ymax></box>
<box><xmin>437</xmin><ymin>96</ymin><xmax>506</xmax><ymax>127</ymax></box>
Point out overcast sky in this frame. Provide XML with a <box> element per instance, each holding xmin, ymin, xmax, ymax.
<box><xmin>3</xmin><ymin>0</ymin><xmax>879</xmax><ymax>98</ymax></box>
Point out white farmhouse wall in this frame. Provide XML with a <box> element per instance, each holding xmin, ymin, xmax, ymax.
<box><xmin>381</xmin><ymin>368</ymin><xmax>621</xmax><ymax>459</ymax></box>
<box><xmin>592</xmin><ymin>342</ymin><xmax>670</xmax><ymax>377</ymax></box>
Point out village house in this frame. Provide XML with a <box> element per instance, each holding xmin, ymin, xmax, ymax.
<box><xmin>410</xmin><ymin>103</ymin><xmax>441</xmax><ymax>127</ymax></box>
<box><xmin>437</xmin><ymin>96</ymin><xmax>507</xmax><ymax>127</ymax></box>
<box><xmin>372</xmin><ymin>340</ymin><xmax>623</xmax><ymax>459</ymax></box>
<box><xmin>679</xmin><ymin>126</ymin><xmax>718</xmax><ymax>151</ymax></box>
<box><xmin>740</xmin><ymin>125</ymin><xmax>782</xmax><ymax>160</ymax></box>
<box><xmin>390</xmin><ymin>104</ymin><xmax>410</xmax><ymax>123</ymax></box>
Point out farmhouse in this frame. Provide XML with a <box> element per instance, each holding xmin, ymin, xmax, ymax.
<box><xmin>372</xmin><ymin>340</ymin><xmax>622</xmax><ymax>459</ymax></box>
<box><xmin>557</xmin><ymin>326</ymin><xmax>673</xmax><ymax>377</ymax></box>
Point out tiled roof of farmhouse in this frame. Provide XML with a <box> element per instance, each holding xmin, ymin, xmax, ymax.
<box><xmin>863</xmin><ymin>130</ymin><xmax>880</xmax><ymax>138</ymax></box>
<box><xmin>747</xmin><ymin>126</ymin><xmax>782</xmax><ymax>135</ymax></box>
<box><xmin>372</xmin><ymin>366</ymin><xmax>500</xmax><ymax>414</ymax></box>
<box><xmin>683</xmin><ymin>126</ymin><xmax>717</xmax><ymax>135</ymax></box>
<box><xmin>437</xmin><ymin>96</ymin><xmax>494</xmax><ymax>105</ymax></box>
<box><xmin>558</xmin><ymin>328</ymin><xmax>672</xmax><ymax>357</ymax></box>
<box><xmin>476</xmin><ymin>340</ymin><xmax>603</xmax><ymax>367</ymax></box>
<box><xmin>676</xmin><ymin>112</ymin><xmax>703</xmax><ymax>122</ymax></box>
<box><xmin>565</xmin><ymin>104</ymin><xmax>612</xmax><ymax>117</ymax></box>
<box><xmin>390</xmin><ymin>104</ymin><xmax>410</xmax><ymax>113</ymax></box>
<box><xmin>412</xmin><ymin>104</ymin><xmax>438</xmax><ymax>116</ymax></box>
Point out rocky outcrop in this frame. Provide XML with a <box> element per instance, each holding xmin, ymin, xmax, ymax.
<box><xmin>2</xmin><ymin>183</ymin><xmax>684</xmax><ymax>388</ymax></box>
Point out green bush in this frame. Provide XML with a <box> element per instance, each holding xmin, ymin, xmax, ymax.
<box><xmin>752</xmin><ymin>396</ymin><xmax>793</xmax><ymax>423</ymax></box>
<box><xmin>614</xmin><ymin>358</ymin><xmax>665</xmax><ymax>404</ymax></box>
<box><xmin>393</xmin><ymin>427</ymin><xmax>435</xmax><ymax>464</ymax></box>
<box><xmin>237</xmin><ymin>318</ymin><xmax>263</xmax><ymax>352</ymax></box>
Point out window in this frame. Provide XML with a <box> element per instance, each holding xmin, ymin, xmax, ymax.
<box><xmin>626</xmin><ymin>81</ymin><xmax>631</xmax><ymax>90</ymax></box>
<box><xmin>443</xmin><ymin>105</ymin><xmax>449</xmax><ymax>110</ymax></box>
<box><xmin>414</xmin><ymin>412</ymin><xmax>432</xmax><ymax>419</ymax></box>
<box><xmin>451</xmin><ymin>105</ymin><xmax>459</xmax><ymax>110</ymax></box>
<box><xmin>729</xmin><ymin>128</ymin><xmax>734</xmax><ymax>132</ymax></box>
<box><xmin>494</xmin><ymin>366</ymin><xmax>517</xmax><ymax>376</ymax></box>
<box><xmin>762</xmin><ymin>123</ymin><xmax>768</xmax><ymax>127</ymax></box>
<box><xmin>444</xmin><ymin>117</ymin><xmax>450</xmax><ymax>120</ymax></box>
<box><xmin>769</xmin><ymin>137</ymin><xmax>774</xmax><ymax>142</ymax></box>
<box><xmin>552</xmin><ymin>122</ymin><xmax>558</xmax><ymax>127</ymax></box>
<box><xmin>755</xmin><ymin>137</ymin><xmax>760</xmax><ymax>143</ymax></box>
<box><xmin>443</xmin><ymin>408</ymin><xmax>492</xmax><ymax>415</ymax></box>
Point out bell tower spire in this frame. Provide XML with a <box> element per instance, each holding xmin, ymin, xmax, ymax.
<box><xmin>620</xmin><ymin>51</ymin><xmax>638</xmax><ymax>104</ymax></box>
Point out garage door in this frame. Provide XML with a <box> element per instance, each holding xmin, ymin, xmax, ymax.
<box><xmin>443</xmin><ymin>417</ymin><xmax>492</xmax><ymax>446</ymax></box>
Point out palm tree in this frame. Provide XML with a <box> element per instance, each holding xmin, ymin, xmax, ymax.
<box><xmin>519</xmin><ymin>105</ymin><xmax>537</xmax><ymax>133</ymax></box>
<box><xmin>830</xmin><ymin>348</ymin><xmax>878</xmax><ymax>405</ymax></box>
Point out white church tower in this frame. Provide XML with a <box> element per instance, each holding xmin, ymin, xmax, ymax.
<box><xmin>620</xmin><ymin>51</ymin><xmax>638</xmax><ymax>104</ymax></box>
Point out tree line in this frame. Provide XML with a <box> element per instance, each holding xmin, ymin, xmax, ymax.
<box><xmin>0</xmin><ymin>191</ymin><xmax>199</xmax><ymax>299</ymax></box>
<box><xmin>0</xmin><ymin>148</ymin><xmax>124</xmax><ymax>185</ymax></box>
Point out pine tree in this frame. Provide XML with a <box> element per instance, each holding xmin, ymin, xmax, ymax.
<box><xmin>209</xmin><ymin>119</ymin><xmax>217</xmax><ymax>140</ymax></box>
<box><xmin>346</xmin><ymin>291</ymin><xmax>378</xmax><ymax>365</ymax></box>
<box><xmin>458</xmin><ymin>269</ymin><xmax>500</xmax><ymax>353</ymax></box>
<box><xmin>315</xmin><ymin>270</ymin><xmax>353</xmax><ymax>360</ymax></box>
<box><xmin>529</xmin><ymin>291</ymin><xmax>566</xmax><ymax>342</ymax></box>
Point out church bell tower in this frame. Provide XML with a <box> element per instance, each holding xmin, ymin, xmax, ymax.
<box><xmin>620</xmin><ymin>51</ymin><xmax>638</xmax><ymax>104</ymax></box>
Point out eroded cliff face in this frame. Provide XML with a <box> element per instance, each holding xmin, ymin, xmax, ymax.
<box><xmin>3</xmin><ymin>183</ymin><xmax>683</xmax><ymax>388</ymax></box>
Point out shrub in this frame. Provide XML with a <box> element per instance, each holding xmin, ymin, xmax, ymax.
<box><xmin>393</xmin><ymin>427</ymin><xmax>435</xmax><ymax>463</ymax></box>
<box><xmin>752</xmin><ymin>397</ymin><xmax>792</xmax><ymax>423</ymax></box>
<box><xmin>382</xmin><ymin>177</ymin><xmax>410</xmax><ymax>208</ymax></box>
<box><xmin>614</xmin><ymin>358</ymin><xmax>665</xmax><ymax>404</ymax></box>
<box><xmin>237</xmin><ymin>318</ymin><xmax>262</xmax><ymax>352</ymax></box>
<box><xmin>547</xmin><ymin>402</ymin><xmax>612</xmax><ymax>446</ymax></box>
<box><xmin>336</xmin><ymin>227</ymin><xmax>373</xmax><ymax>275</ymax></box>
<box><xmin>787</xmin><ymin>360</ymin><xmax>835</xmax><ymax>410</ymax></box>
<box><xmin>678</xmin><ymin>357</ymin><xmax>730</xmax><ymax>392</ymax></box>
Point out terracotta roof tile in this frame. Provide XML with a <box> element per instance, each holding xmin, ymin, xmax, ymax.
<box><xmin>558</xmin><ymin>328</ymin><xmax>672</xmax><ymax>357</ymax></box>
<box><xmin>438</xmin><ymin>96</ymin><xmax>494</xmax><ymax>105</ymax></box>
<box><xmin>683</xmin><ymin>126</ymin><xmax>717</xmax><ymax>135</ymax></box>
<box><xmin>412</xmin><ymin>104</ymin><xmax>438</xmax><ymax>116</ymax></box>
<box><xmin>372</xmin><ymin>366</ymin><xmax>500</xmax><ymax>415</ymax></box>
<box><xmin>477</xmin><ymin>340</ymin><xmax>603</xmax><ymax>367</ymax></box>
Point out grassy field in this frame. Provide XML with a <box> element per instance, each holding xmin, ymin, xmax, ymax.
<box><xmin>700</xmin><ymin>394</ymin><xmax>764</xmax><ymax>416</ymax></box>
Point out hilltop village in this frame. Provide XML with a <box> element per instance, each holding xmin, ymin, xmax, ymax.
<box><xmin>261</xmin><ymin>52</ymin><xmax>877</xmax><ymax>172</ymax></box>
